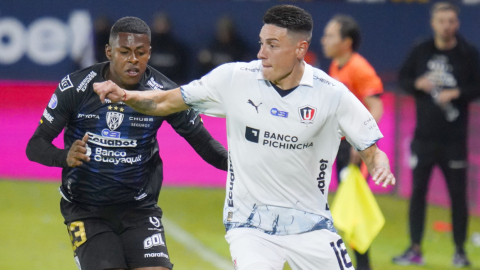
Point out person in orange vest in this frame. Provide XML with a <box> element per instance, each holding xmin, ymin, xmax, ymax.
<box><xmin>321</xmin><ymin>14</ymin><xmax>384</xmax><ymax>270</ymax></box>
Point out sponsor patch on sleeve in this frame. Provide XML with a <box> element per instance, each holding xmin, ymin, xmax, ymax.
<box><xmin>59</xmin><ymin>75</ymin><xmax>74</xmax><ymax>92</ymax></box>
<box><xmin>48</xmin><ymin>94</ymin><xmax>58</xmax><ymax>109</ymax></box>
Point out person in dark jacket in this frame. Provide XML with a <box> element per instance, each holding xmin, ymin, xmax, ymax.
<box><xmin>392</xmin><ymin>3</ymin><xmax>480</xmax><ymax>268</ymax></box>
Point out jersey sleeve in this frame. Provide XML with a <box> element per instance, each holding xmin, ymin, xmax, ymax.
<box><xmin>40</xmin><ymin>75</ymin><xmax>77</xmax><ymax>133</ymax></box>
<box><xmin>165</xmin><ymin>108</ymin><xmax>203</xmax><ymax>138</ymax></box>
<box><xmin>352</xmin><ymin>62</ymin><xmax>383</xmax><ymax>99</ymax></box>
<box><xmin>180</xmin><ymin>63</ymin><xmax>235</xmax><ymax>118</ymax></box>
<box><xmin>336</xmin><ymin>86</ymin><xmax>383</xmax><ymax>151</ymax></box>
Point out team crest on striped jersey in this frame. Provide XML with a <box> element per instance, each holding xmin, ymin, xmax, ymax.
<box><xmin>106</xmin><ymin>112</ymin><xmax>124</xmax><ymax>131</ymax></box>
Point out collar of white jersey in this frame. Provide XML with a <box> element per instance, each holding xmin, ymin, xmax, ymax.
<box><xmin>256</xmin><ymin>61</ymin><xmax>314</xmax><ymax>88</ymax></box>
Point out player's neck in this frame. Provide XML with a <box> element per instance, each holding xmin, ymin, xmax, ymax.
<box><xmin>272</xmin><ymin>61</ymin><xmax>305</xmax><ymax>90</ymax></box>
<box><xmin>335</xmin><ymin>51</ymin><xmax>354</xmax><ymax>68</ymax></box>
<box><xmin>434</xmin><ymin>35</ymin><xmax>457</xmax><ymax>51</ymax></box>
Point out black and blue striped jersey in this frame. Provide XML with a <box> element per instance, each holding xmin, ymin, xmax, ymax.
<box><xmin>40</xmin><ymin>62</ymin><xmax>205</xmax><ymax>205</ymax></box>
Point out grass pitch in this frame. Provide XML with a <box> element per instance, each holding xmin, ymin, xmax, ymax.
<box><xmin>1</xmin><ymin>180</ymin><xmax>479</xmax><ymax>270</ymax></box>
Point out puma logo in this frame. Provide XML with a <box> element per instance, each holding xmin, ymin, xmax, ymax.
<box><xmin>247</xmin><ymin>99</ymin><xmax>262</xmax><ymax>113</ymax></box>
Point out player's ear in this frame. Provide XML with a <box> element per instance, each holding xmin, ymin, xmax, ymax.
<box><xmin>149</xmin><ymin>46</ymin><xmax>152</xmax><ymax>60</ymax></box>
<box><xmin>296</xmin><ymin>40</ymin><xmax>309</xmax><ymax>59</ymax></box>
<box><xmin>106</xmin><ymin>44</ymin><xmax>112</xmax><ymax>61</ymax></box>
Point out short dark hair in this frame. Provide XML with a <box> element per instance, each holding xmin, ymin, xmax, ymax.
<box><xmin>330</xmin><ymin>14</ymin><xmax>361</xmax><ymax>52</ymax></box>
<box><xmin>263</xmin><ymin>5</ymin><xmax>313</xmax><ymax>43</ymax></box>
<box><xmin>110</xmin><ymin>16</ymin><xmax>151</xmax><ymax>43</ymax></box>
<box><xmin>430</xmin><ymin>2</ymin><xmax>460</xmax><ymax>17</ymax></box>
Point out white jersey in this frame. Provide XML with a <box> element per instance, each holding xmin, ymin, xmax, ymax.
<box><xmin>181</xmin><ymin>60</ymin><xmax>383</xmax><ymax>236</ymax></box>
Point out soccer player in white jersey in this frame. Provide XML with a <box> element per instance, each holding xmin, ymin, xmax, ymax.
<box><xmin>94</xmin><ymin>5</ymin><xmax>396</xmax><ymax>270</ymax></box>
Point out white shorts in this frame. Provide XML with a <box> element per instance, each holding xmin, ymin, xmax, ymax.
<box><xmin>225</xmin><ymin>228</ymin><xmax>354</xmax><ymax>270</ymax></box>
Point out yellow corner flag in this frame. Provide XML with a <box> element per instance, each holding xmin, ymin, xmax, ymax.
<box><xmin>330</xmin><ymin>164</ymin><xmax>385</xmax><ymax>254</ymax></box>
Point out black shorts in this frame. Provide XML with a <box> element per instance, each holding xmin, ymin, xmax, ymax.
<box><xmin>61</xmin><ymin>198</ymin><xmax>173</xmax><ymax>270</ymax></box>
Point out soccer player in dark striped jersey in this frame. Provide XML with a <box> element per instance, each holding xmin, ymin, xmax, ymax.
<box><xmin>26</xmin><ymin>17</ymin><xmax>227</xmax><ymax>270</ymax></box>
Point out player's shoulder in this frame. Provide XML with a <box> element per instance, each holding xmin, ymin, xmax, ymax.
<box><xmin>57</xmin><ymin>62</ymin><xmax>105</xmax><ymax>93</ymax></box>
<box><xmin>226</xmin><ymin>60</ymin><xmax>262</xmax><ymax>78</ymax></box>
<box><xmin>201</xmin><ymin>61</ymin><xmax>254</xmax><ymax>82</ymax></box>
<box><xmin>215</xmin><ymin>60</ymin><xmax>260</xmax><ymax>75</ymax></box>
<box><xmin>143</xmin><ymin>65</ymin><xmax>178</xmax><ymax>90</ymax></box>
<box><xmin>409</xmin><ymin>37</ymin><xmax>435</xmax><ymax>53</ymax></box>
<box><xmin>340</xmin><ymin>53</ymin><xmax>376</xmax><ymax>76</ymax></box>
<box><xmin>350</xmin><ymin>53</ymin><xmax>373</xmax><ymax>68</ymax></box>
<box><xmin>457</xmin><ymin>35</ymin><xmax>480</xmax><ymax>56</ymax></box>
<box><xmin>235</xmin><ymin>60</ymin><xmax>262</xmax><ymax>71</ymax></box>
<box><xmin>311</xmin><ymin>66</ymin><xmax>345</xmax><ymax>92</ymax></box>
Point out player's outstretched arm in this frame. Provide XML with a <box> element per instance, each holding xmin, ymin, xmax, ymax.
<box><xmin>93</xmin><ymin>80</ymin><xmax>190</xmax><ymax>116</ymax></box>
<box><xmin>358</xmin><ymin>144</ymin><xmax>396</xmax><ymax>188</ymax></box>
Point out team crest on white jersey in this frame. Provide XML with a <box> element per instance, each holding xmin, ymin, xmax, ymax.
<box><xmin>298</xmin><ymin>105</ymin><xmax>317</xmax><ymax>124</ymax></box>
<box><xmin>106</xmin><ymin>112</ymin><xmax>124</xmax><ymax>131</ymax></box>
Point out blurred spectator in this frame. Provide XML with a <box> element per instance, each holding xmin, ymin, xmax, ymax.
<box><xmin>321</xmin><ymin>14</ymin><xmax>384</xmax><ymax>270</ymax></box>
<box><xmin>94</xmin><ymin>15</ymin><xmax>111</xmax><ymax>63</ymax></box>
<box><xmin>304</xmin><ymin>50</ymin><xmax>319</xmax><ymax>68</ymax></box>
<box><xmin>197</xmin><ymin>15</ymin><xmax>252</xmax><ymax>76</ymax></box>
<box><xmin>70</xmin><ymin>10</ymin><xmax>96</xmax><ymax>70</ymax></box>
<box><xmin>150</xmin><ymin>12</ymin><xmax>190</xmax><ymax>84</ymax></box>
<box><xmin>392</xmin><ymin>3</ymin><xmax>480</xmax><ymax>268</ymax></box>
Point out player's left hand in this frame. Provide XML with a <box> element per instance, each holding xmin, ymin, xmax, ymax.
<box><xmin>66</xmin><ymin>133</ymin><xmax>90</xmax><ymax>168</ymax></box>
<box><xmin>371</xmin><ymin>163</ymin><xmax>396</xmax><ymax>188</ymax></box>
<box><xmin>93</xmin><ymin>80</ymin><xmax>125</xmax><ymax>103</ymax></box>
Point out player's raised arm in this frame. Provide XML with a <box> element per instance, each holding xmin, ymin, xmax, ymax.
<box><xmin>93</xmin><ymin>80</ymin><xmax>190</xmax><ymax>116</ymax></box>
<box><xmin>358</xmin><ymin>144</ymin><xmax>396</xmax><ymax>188</ymax></box>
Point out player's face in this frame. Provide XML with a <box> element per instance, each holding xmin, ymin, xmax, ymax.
<box><xmin>431</xmin><ymin>10</ymin><xmax>459</xmax><ymax>42</ymax></box>
<box><xmin>321</xmin><ymin>21</ymin><xmax>344</xmax><ymax>58</ymax></box>
<box><xmin>106</xmin><ymin>32</ymin><xmax>151</xmax><ymax>89</ymax></box>
<box><xmin>257</xmin><ymin>24</ymin><xmax>301</xmax><ymax>82</ymax></box>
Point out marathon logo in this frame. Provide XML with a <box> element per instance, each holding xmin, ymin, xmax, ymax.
<box><xmin>316</xmin><ymin>159</ymin><xmax>329</xmax><ymax>194</ymax></box>
<box><xmin>144</xmin><ymin>252</ymin><xmax>169</xmax><ymax>259</ymax></box>
<box><xmin>59</xmin><ymin>75</ymin><xmax>73</xmax><ymax>92</ymax></box>
<box><xmin>227</xmin><ymin>153</ymin><xmax>235</xmax><ymax>207</ymax></box>
<box><xmin>87</xmin><ymin>132</ymin><xmax>137</xmax><ymax>147</ymax></box>
<box><xmin>77</xmin><ymin>71</ymin><xmax>97</xmax><ymax>92</ymax></box>
<box><xmin>263</xmin><ymin>131</ymin><xmax>313</xmax><ymax>150</ymax></box>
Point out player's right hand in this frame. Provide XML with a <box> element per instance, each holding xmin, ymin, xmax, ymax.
<box><xmin>67</xmin><ymin>134</ymin><xmax>90</xmax><ymax>168</ymax></box>
<box><xmin>93</xmin><ymin>80</ymin><xmax>125</xmax><ymax>103</ymax></box>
